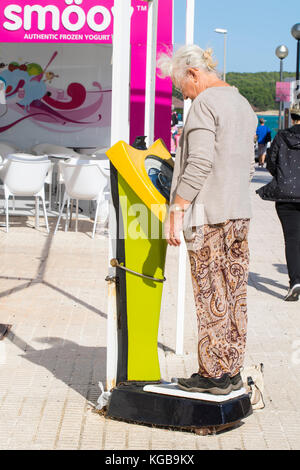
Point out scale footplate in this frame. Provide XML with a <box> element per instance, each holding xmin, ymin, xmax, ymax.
<box><xmin>106</xmin><ymin>383</ymin><xmax>252</xmax><ymax>430</ymax></box>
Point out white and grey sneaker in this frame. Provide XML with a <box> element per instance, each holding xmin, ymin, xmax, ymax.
<box><xmin>284</xmin><ymin>284</ymin><xmax>300</xmax><ymax>302</ymax></box>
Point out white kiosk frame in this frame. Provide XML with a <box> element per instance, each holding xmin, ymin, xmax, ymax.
<box><xmin>106</xmin><ymin>0</ymin><xmax>196</xmax><ymax>390</ymax></box>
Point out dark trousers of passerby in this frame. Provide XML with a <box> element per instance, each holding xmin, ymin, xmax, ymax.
<box><xmin>276</xmin><ymin>202</ymin><xmax>300</xmax><ymax>287</ymax></box>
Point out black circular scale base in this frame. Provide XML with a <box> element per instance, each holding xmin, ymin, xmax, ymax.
<box><xmin>106</xmin><ymin>384</ymin><xmax>252</xmax><ymax>431</ymax></box>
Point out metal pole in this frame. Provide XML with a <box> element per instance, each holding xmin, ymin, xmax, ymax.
<box><xmin>279</xmin><ymin>58</ymin><xmax>283</xmax><ymax>129</ymax></box>
<box><xmin>183</xmin><ymin>0</ymin><xmax>195</xmax><ymax>120</ymax></box>
<box><xmin>106</xmin><ymin>0</ymin><xmax>132</xmax><ymax>392</ymax></box>
<box><xmin>295</xmin><ymin>39</ymin><xmax>300</xmax><ymax>110</ymax></box>
<box><xmin>176</xmin><ymin>0</ymin><xmax>195</xmax><ymax>356</ymax></box>
<box><xmin>144</xmin><ymin>0</ymin><xmax>159</xmax><ymax>148</ymax></box>
<box><xmin>185</xmin><ymin>0</ymin><xmax>195</xmax><ymax>43</ymax></box>
<box><xmin>297</xmin><ymin>39</ymin><xmax>300</xmax><ymax>85</ymax></box>
<box><xmin>176</xmin><ymin>231</ymin><xmax>187</xmax><ymax>356</ymax></box>
<box><xmin>275</xmin><ymin>45</ymin><xmax>288</xmax><ymax>129</ymax></box>
<box><xmin>223</xmin><ymin>33</ymin><xmax>227</xmax><ymax>82</ymax></box>
<box><xmin>295</xmin><ymin>39</ymin><xmax>300</xmax><ymax>106</ymax></box>
<box><xmin>110</xmin><ymin>1</ymin><xmax>131</xmax><ymax>145</ymax></box>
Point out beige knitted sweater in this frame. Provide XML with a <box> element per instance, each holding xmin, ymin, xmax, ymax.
<box><xmin>170</xmin><ymin>86</ymin><xmax>258</xmax><ymax>226</ymax></box>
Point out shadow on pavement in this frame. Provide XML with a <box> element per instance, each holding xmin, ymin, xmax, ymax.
<box><xmin>6</xmin><ymin>332</ymin><xmax>175</xmax><ymax>406</ymax></box>
<box><xmin>249</xmin><ymin>271</ymin><xmax>287</xmax><ymax>299</ymax></box>
<box><xmin>273</xmin><ymin>263</ymin><xmax>288</xmax><ymax>275</ymax></box>
<box><xmin>7</xmin><ymin>332</ymin><xmax>106</xmax><ymax>406</ymax></box>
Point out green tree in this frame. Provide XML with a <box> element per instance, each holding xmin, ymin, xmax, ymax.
<box><xmin>226</xmin><ymin>72</ymin><xmax>294</xmax><ymax>111</ymax></box>
<box><xmin>172</xmin><ymin>72</ymin><xmax>295</xmax><ymax>111</ymax></box>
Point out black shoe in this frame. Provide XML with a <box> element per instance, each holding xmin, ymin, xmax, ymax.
<box><xmin>230</xmin><ymin>372</ymin><xmax>243</xmax><ymax>391</ymax></box>
<box><xmin>177</xmin><ymin>373</ymin><xmax>232</xmax><ymax>395</ymax></box>
<box><xmin>284</xmin><ymin>284</ymin><xmax>300</xmax><ymax>302</ymax></box>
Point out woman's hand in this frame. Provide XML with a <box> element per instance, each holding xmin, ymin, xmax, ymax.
<box><xmin>165</xmin><ymin>209</ymin><xmax>184</xmax><ymax>246</ymax></box>
<box><xmin>165</xmin><ymin>195</ymin><xmax>191</xmax><ymax>247</ymax></box>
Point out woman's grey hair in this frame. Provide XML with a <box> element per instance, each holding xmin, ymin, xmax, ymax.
<box><xmin>157</xmin><ymin>45</ymin><xmax>218</xmax><ymax>87</ymax></box>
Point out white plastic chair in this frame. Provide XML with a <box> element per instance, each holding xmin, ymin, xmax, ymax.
<box><xmin>0</xmin><ymin>140</ymin><xmax>19</xmax><ymax>147</ymax></box>
<box><xmin>31</xmin><ymin>144</ymin><xmax>80</xmax><ymax>210</ymax></box>
<box><xmin>94</xmin><ymin>146</ymin><xmax>110</xmax><ymax>155</ymax></box>
<box><xmin>29</xmin><ymin>154</ymin><xmax>55</xmax><ymax>209</ymax></box>
<box><xmin>0</xmin><ymin>143</ymin><xmax>19</xmax><ymax>181</ymax></box>
<box><xmin>0</xmin><ymin>157</ymin><xmax>4</xmax><ymax>212</ymax></box>
<box><xmin>31</xmin><ymin>143</ymin><xmax>78</xmax><ymax>157</ymax></box>
<box><xmin>0</xmin><ymin>157</ymin><xmax>3</xmax><ymax>192</ymax></box>
<box><xmin>75</xmin><ymin>146</ymin><xmax>110</xmax><ymax>156</ymax></box>
<box><xmin>67</xmin><ymin>152</ymin><xmax>109</xmax><ymax>163</ymax></box>
<box><xmin>0</xmin><ymin>156</ymin><xmax>3</xmax><ymax>190</ymax></box>
<box><xmin>54</xmin><ymin>161</ymin><xmax>109</xmax><ymax>238</ymax></box>
<box><xmin>0</xmin><ymin>142</ymin><xmax>20</xmax><ymax>158</ymax></box>
<box><xmin>2</xmin><ymin>153</ymin><xmax>53</xmax><ymax>210</ymax></box>
<box><xmin>2</xmin><ymin>158</ymin><xmax>51</xmax><ymax>233</ymax></box>
<box><xmin>65</xmin><ymin>156</ymin><xmax>110</xmax><ymax>225</ymax></box>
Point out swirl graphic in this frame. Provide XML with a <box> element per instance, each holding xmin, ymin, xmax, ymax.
<box><xmin>0</xmin><ymin>52</ymin><xmax>111</xmax><ymax>135</ymax></box>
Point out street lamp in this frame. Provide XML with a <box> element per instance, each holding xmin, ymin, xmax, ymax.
<box><xmin>275</xmin><ymin>45</ymin><xmax>289</xmax><ymax>130</ymax></box>
<box><xmin>214</xmin><ymin>28</ymin><xmax>228</xmax><ymax>81</ymax></box>
<box><xmin>291</xmin><ymin>24</ymin><xmax>300</xmax><ymax>94</ymax></box>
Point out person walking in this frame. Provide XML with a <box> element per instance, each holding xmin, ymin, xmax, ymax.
<box><xmin>170</xmin><ymin>124</ymin><xmax>178</xmax><ymax>158</ymax></box>
<box><xmin>171</xmin><ymin>106</ymin><xmax>179</xmax><ymax>126</ymax></box>
<box><xmin>174</xmin><ymin>123</ymin><xmax>183</xmax><ymax>150</ymax></box>
<box><xmin>158</xmin><ymin>45</ymin><xmax>257</xmax><ymax>395</ymax></box>
<box><xmin>256</xmin><ymin>105</ymin><xmax>300</xmax><ymax>301</ymax></box>
<box><xmin>256</xmin><ymin>118</ymin><xmax>272</xmax><ymax>167</ymax></box>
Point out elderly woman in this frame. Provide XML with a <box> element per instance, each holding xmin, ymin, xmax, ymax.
<box><xmin>158</xmin><ymin>45</ymin><xmax>257</xmax><ymax>395</ymax></box>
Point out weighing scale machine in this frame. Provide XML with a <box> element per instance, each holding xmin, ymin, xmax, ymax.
<box><xmin>105</xmin><ymin>139</ymin><xmax>252</xmax><ymax>433</ymax></box>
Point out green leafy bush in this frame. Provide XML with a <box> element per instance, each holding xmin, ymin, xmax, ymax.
<box><xmin>226</xmin><ymin>72</ymin><xmax>294</xmax><ymax>111</ymax></box>
<box><xmin>172</xmin><ymin>72</ymin><xmax>295</xmax><ymax>111</ymax></box>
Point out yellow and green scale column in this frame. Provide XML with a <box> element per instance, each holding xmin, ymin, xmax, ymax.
<box><xmin>107</xmin><ymin>140</ymin><xmax>173</xmax><ymax>384</ymax></box>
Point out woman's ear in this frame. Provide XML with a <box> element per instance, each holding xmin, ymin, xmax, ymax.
<box><xmin>187</xmin><ymin>68</ymin><xmax>198</xmax><ymax>81</ymax></box>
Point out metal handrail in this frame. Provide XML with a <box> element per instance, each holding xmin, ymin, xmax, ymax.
<box><xmin>110</xmin><ymin>258</ymin><xmax>166</xmax><ymax>283</ymax></box>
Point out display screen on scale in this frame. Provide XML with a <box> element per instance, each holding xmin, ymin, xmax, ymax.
<box><xmin>144</xmin><ymin>155</ymin><xmax>173</xmax><ymax>202</ymax></box>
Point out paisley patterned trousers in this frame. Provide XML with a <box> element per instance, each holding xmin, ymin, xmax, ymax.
<box><xmin>188</xmin><ymin>219</ymin><xmax>250</xmax><ymax>379</ymax></box>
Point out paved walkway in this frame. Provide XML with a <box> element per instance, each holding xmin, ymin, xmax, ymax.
<box><xmin>0</xmin><ymin>167</ymin><xmax>299</xmax><ymax>450</ymax></box>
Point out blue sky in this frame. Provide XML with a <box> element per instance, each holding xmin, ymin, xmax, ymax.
<box><xmin>174</xmin><ymin>0</ymin><xmax>299</xmax><ymax>73</ymax></box>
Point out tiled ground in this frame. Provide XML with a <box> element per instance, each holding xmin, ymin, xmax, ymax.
<box><xmin>0</xmin><ymin>167</ymin><xmax>300</xmax><ymax>450</ymax></box>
